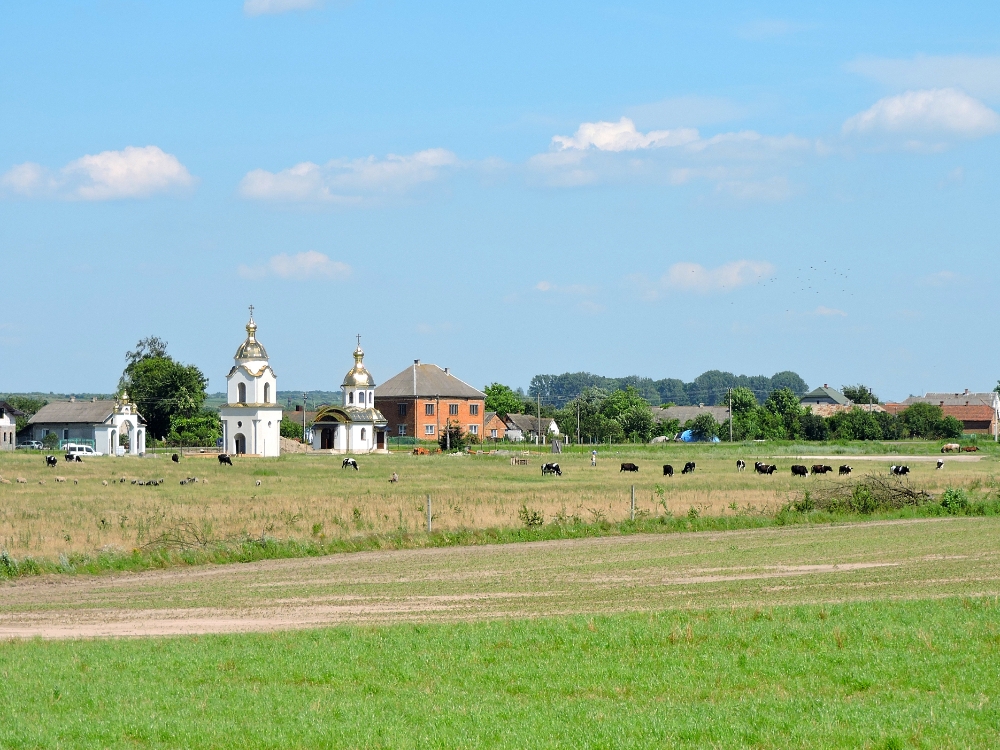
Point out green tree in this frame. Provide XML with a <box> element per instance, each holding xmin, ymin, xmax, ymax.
<box><xmin>828</xmin><ymin>409</ymin><xmax>883</xmax><ymax>440</ymax></box>
<box><xmin>765</xmin><ymin>387</ymin><xmax>802</xmax><ymax>418</ymax></box>
<box><xmin>729</xmin><ymin>387</ymin><xmax>757</xmax><ymax>416</ymax></box>
<box><xmin>484</xmin><ymin>383</ymin><xmax>523</xmax><ymax>419</ymax></box>
<box><xmin>438</xmin><ymin>421</ymin><xmax>466</xmax><ymax>451</ymax></box>
<box><xmin>687</xmin><ymin>412</ymin><xmax>719</xmax><ymax>441</ymax></box>
<box><xmin>120</xmin><ymin>338</ymin><xmax>208</xmax><ymax>439</ymax></box>
<box><xmin>898</xmin><ymin>403</ymin><xmax>943</xmax><ymax>438</ymax></box>
<box><xmin>280</xmin><ymin>418</ymin><xmax>304</xmax><ymax>440</ymax></box>
<box><xmin>800</xmin><ymin>412</ymin><xmax>830</xmax><ymax>441</ymax></box>
<box><xmin>994</xmin><ymin>380</ymin><xmax>1000</xmax><ymax>395</ymax></box>
<box><xmin>4</xmin><ymin>396</ymin><xmax>47</xmax><ymax>434</ymax></box>
<box><xmin>841</xmin><ymin>384</ymin><xmax>879</xmax><ymax>404</ymax></box>
<box><xmin>600</xmin><ymin>386</ymin><xmax>654</xmax><ymax>441</ymax></box>
<box><xmin>42</xmin><ymin>432</ymin><xmax>60</xmax><ymax>449</ymax></box>
<box><xmin>167</xmin><ymin>411</ymin><xmax>221</xmax><ymax>447</ymax></box>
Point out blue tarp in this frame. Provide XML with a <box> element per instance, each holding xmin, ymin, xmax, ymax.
<box><xmin>680</xmin><ymin>430</ymin><xmax>720</xmax><ymax>443</ymax></box>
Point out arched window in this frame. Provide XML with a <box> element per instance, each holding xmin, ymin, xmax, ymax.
<box><xmin>264</xmin><ymin>383</ymin><xmax>270</xmax><ymax>403</ymax></box>
<box><xmin>359</xmin><ymin>391</ymin><xmax>365</xmax><ymax>404</ymax></box>
<box><xmin>238</xmin><ymin>382</ymin><xmax>246</xmax><ymax>403</ymax></box>
<box><xmin>360</xmin><ymin>428</ymin><xmax>366</xmax><ymax>441</ymax></box>
<box><xmin>349</xmin><ymin>392</ymin><xmax>354</xmax><ymax>404</ymax></box>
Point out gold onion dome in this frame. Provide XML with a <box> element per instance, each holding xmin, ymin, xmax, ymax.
<box><xmin>342</xmin><ymin>343</ymin><xmax>374</xmax><ymax>388</ymax></box>
<box><xmin>235</xmin><ymin>314</ymin><xmax>268</xmax><ymax>360</ymax></box>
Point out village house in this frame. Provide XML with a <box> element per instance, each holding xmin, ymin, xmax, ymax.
<box><xmin>502</xmin><ymin>414</ymin><xmax>559</xmax><ymax>443</ymax></box>
<box><xmin>0</xmin><ymin>401</ymin><xmax>24</xmax><ymax>451</ymax></box>
<box><xmin>375</xmin><ymin>360</ymin><xmax>485</xmax><ymax>441</ymax></box>
<box><xmin>483</xmin><ymin>411</ymin><xmax>506</xmax><ymax>441</ymax></box>
<box><xmin>652</xmin><ymin>404</ymin><xmax>731</xmax><ymax>428</ymax></box>
<box><xmin>27</xmin><ymin>395</ymin><xmax>146</xmax><ymax>455</ymax></box>
<box><xmin>800</xmin><ymin>384</ymin><xmax>851</xmax><ymax>406</ymax></box>
<box><xmin>885</xmin><ymin>390</ymin><xmax>1000</xmax><ymax>438</ymax></box>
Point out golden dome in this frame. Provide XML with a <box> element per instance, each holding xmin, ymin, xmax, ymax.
<box><xmin>235</xmin><ymin>313</ymin><xmax>268</xmax><ymax>360</ymax></box>
<box><xmin>342</xmin><ymin>343</ymin><xmax>375</xmax><ymax>388</ymax></box>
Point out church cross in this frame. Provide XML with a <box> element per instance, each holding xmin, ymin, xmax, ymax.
<box><xmin>249</xmin><ymin>304</ymin><xmax>254</xmax><ymax>318</ymax></box>
<box><xmin>356</xmin><ymin>334</ymin><xmax>361</xmax><ymax>347</ymax></box>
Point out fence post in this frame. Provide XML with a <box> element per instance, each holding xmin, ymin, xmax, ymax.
<box><xmin>426</xmin><ymin>494</ymin><xmax>432</xmax><ymax>533</ymax></box>
<box><xmin>631</xmin><ymin>485</ymin><xmax>635</xmax><ymax>521</ymax></box>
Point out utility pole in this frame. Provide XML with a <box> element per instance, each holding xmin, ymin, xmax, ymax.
<box><xmin>536</xmin><ymin>393</ymin><xmax>541</xmax><ymax>447</ymax></box>
<box><xmin>577</xmin><ymin>401</ymin><xmax>580</xmax><ymax>446</ymax></box>
<box><xmin>729</xmin><ymin>388</ymin><xmax>733</xmax><ymax>443</ymax></box>
<box><xmin>302</xmin><ymin>392</ymin><xmax>307</xmax><ymax>442</ymax></box>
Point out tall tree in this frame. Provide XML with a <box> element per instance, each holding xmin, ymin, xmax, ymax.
<box><xmin>120</xmin><ymin>338</ymin><xmax>208</xmax><ymax>439</ymax></box>
<box><xmin>484</xmin><ymin>383</ymin><xmax>523</xmax><ymax>419</ymax></box>
<box><xmin>841</xmin><ymin>384</ymin><xmax>880</xmax><ymax>404</ymax></box>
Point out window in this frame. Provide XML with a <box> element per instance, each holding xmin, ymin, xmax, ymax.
<box><xmin>398</xmin><ymin>403</ymin><xmax>407</xmax><ymax>416</ymax></box>
<box><xmin>398</xmin><ymin>425</ymin><xmax>407</xmax><ymax>436</ymax></box>
<box><xmin>349</xmin><ymin>392</ymin><xmax>354</xmax><ymax>404</ymax></box>
<box><xmin>63</xmin><ymin>429</ymin><xmax>69</xmax><ymax>440</ymax></box>
<box><xmin>425</xmin><ymin>403</ymin><xmax>435</xmax><ymax>416</ymax></box>
<box><xmin>469</xmin><ymin>424</ymin><xmax>478</xmax><ymax>434</ymax></box>
<box><xmin>449</xmin><ymin>403</ymin><xmax>459</xmax><ymax>415</ymax></box>
<box><xmin>469</xmin><ymin>404</ymin><xmax>479</xmax><ymax>416</ymax></box>
<box><xmin>264</xmin><ymin>383</ymin><xmax>270</xmax><ymax>403</ymax></box>
<box><xmin>359</xmin><ymin>391</ymin><xmax>365</xmax><ymax>405</ymax></box>
<box><xmin>425</xmin><ymin>424</ymin><xmax>435</xmax><ymax>435</ymax></box>
<box><xmin>491</xmin><ymin>429</ymin><xmax>498</xmax><ymax>438</ymax></box>
<box><xmin>361</xmin><ymin>428</ymin><xmax>366</xmax><ymax>441</ymax></box>
<box><xmin>238</xmin><ymin>382</ymin><xmax>246</xmax><ymax>403</ymax></box>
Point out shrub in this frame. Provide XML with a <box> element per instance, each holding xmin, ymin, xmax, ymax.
<box><xmin>42</xmin><ymin>432</ymin><xmax>60</xmax><ymax>449</ymax></box>
<box><xmin>280</xmin><ymin>418</ymin><xmax>304</xmax><ymax>440</ymax></box>
<box><xmin>940</xmin><ymin>487</ymin><xmax>970</xmax><ymax>514</ymax></box>
<box><xmin>518</xmin><ymin>505</ymin><xmax>544</xmax><ymax>528</ymax></box>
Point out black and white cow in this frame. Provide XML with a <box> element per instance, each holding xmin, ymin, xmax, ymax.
<box><xmin>791</xmin><ymin>465</ymin><xmax>808</xmax><ymax>477</ymax></box>
<box><xmin>890</xmin><ymin>465</ymin><xmax>909</xmax><ymax>476</ymax></box>
<box><xmin>342</xmin><ymin>457</ymin><xmax>359</xmax><ymax>470</ymax></box>
<box><xmin>682</xmin><ymin>461</ymin><xmax>696</xmax><ymax>475</ymax></box>
<box><xmin>839</xmin><ymin>465</ymin><xmax>852</xmax><ymax>476</ymax></box>
<box><xmin>936</xmin><ymin>459</ymin><xmax>944</xmax><ymax>470</ymax></box>
<box><xmin>44</xmin><ymin>455</ymin><xmax>58</xmax><ymax>468</ymax></box>
<box><xmin>171</xmin><ymin>453</ymin><xmax>180</xmax><ymax>463</ymax></box>
<box><xmin>218</xmin><ymin>454</ymin><xmax>233</xmax><ymax>466</ymax></box>
<box><xmin>663</xmin><ymin>464</ymin><xmax>674</xmax><ymax>477</ymax></box>
<box><xmin>736</xmin><ymin>460</ymin><xmax>746</xmax><ymax>472</ymax></box>
<box><xmin>755</xmin><ymin>462</ymin><xmax>776</xmax><ymax>475</ymax></box>
<box><xmin>620</xmin><ymin>462</ymin><xmax>639</xmax><ymax>473</ymax></box>
<box><xmin>541</xmin><ymin>463</ymin><xmax>562</xmax><ymax>476</ymax></box>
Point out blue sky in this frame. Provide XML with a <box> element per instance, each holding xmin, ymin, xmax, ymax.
<box><xmin>2</xmin><ymin>1</ymin><xmax>998</xmax><ymax>401</ymax></box>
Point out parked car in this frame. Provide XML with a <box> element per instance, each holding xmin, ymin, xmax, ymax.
<box><xmin>16</xmin><ymin>441</ymin><xmax>43</xmax><ymax>450</ymax></box>
<box><xmin>64</xmin><ymin>444</ymin><xmax>103</xmax><ymax>459</ymax></box>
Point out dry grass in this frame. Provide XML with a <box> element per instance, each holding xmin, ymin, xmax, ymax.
<box><xmin>0</xmin><ymin>447</ymin><xmax>994</xmax><ymax>560</ymax></box>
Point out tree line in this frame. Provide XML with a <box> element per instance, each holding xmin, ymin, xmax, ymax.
<box><xmin>526</xmin><ymin>369</ymin><xmax>809</xmax><ymax>408</ymax></box>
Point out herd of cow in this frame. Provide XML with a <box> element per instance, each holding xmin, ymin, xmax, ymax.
<box><xmin>534</xmin><ymin>459</ymin><xmax>925</xmax><ymax>478</ymax></box>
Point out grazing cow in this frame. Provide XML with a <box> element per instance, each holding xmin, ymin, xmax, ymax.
<box><xmin>791</xmin><ymin>465</ymin><xmax>808</xmax><ymax>477</ymax></box>
<box><xmin>811</xmin><ymin>464</ymin><xmax>833</xmax><ymax>475</ymax></box>
<box><xmin>542</xmin><ymin>463</ymin><xmax>562</xmax><ymax>476</ymax></box>
<box><xmin>839</xmin><ymin>465</ymin><xmax>852</xmax><ymax>476</ymax></box>
<box><xmin>941</xmin><ymin>443</ymin><xmax>960</xmax><ymax>453</ymax></box>
<box><xmin>171</xmin><ymin>454</ymin><xmax>179</xmax><ymax>463</ymax></box>
<box><xmin>72</xmin><ymin>455</ymin><xmax>82</xmax><ymax>462</ymax></box>
<box><xmin>620</xmin><ymin>462</ymin><xmax>639</xmax><ymax>473</ymax></box>
<box><xmin>736</xmin><ymin>459</ymin><xmax>746</xmax><ymax>472</ymax></box>
<box><xmin>663</xmin><ymin>464</ymin><xmax>674</xmax><ymax>477</ymax></box>
<box><xmin>44</xmin><ymin>455</ymin><xmax>58</xmax><ymax>468</ymax></box>
<box><xmin>755</xmin><ymin>462</ymin><xmax>768</xmax><ymax>475</ymax></box>
<box><xmin>765</xmin><ymin>464</ymin><xmax>777</xmax><ymax>475</ymax></box>
<box><xmin>937</xmin><ymin>459</ymin><xmax>944</xmax><ymax>470</ymax></box>
<box><xmin>961</xmin><ymin>446</ymin><xmax>979</xmax><ymax>452</ymax></box>
<box><xmin>342</xmin><ymin>457</ymin><xmax>359</xmax><ymax>470</ymax></box>
<box><xmin>682</xmin><ymin>462</ymin><xmax>696</xmax><ymax>475</ymax></box>
<box><xmin>218</xmin><ymin>454</ymin><xmax>233</xmax><ymax>466</ymax></box>
<box><xmin>890</xmin><ymin>465</ymin><xmax>910</xmax><ymax>476</ymax></box>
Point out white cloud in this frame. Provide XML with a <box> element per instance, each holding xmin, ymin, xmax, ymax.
<box><xmin>552</xmin><ymin>117</ymin><xmax>698</xmax><ymax>151</ymax></box>
<box><xmin>238</xmin><ymin>251</ymin><xmax>350</xmax><ymax>280</ymax></box>
<box><xmin>1</xmin><ymin>146</ymin><xmax>194</xmax><ymax>200</ymax></box>
<box><xmin>632</xmin><ymin>261</ymin><xmax>774</xmax><ymax>298</ymax></box>
<box><xmin>843</xmin><ymin>89</ymin><xmax>1000</xmax><ymax>137</ymax></box>
<box><xmin>847</xmin><ymin>55</ymin><xmax>1000</xmax><ymax>100</ymax></box>
<box><xmin>240</xmin><ymin>148</ymin><xmax>458</xmax><ymax>203</ymax></box>
<box><xmin>814</xmin><ymin>306</ymin><xmax>847</xmax><ymax>317</ymax></box>
<box><xmin>244</xmin><ymin>0</ymin><xmax>321</xmax><ymax>16</ymax></box>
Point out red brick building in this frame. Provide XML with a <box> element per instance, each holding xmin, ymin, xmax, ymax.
<box><xmin>374</xmin><ymin>360</ymin><xmax>485</xmax><ymax>441</ymax></box>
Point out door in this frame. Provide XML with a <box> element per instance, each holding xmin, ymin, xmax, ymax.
<box><xmin>376</xmin><ymin>430</ymin><xmax>384</xmax><ymax>449</ymax></box>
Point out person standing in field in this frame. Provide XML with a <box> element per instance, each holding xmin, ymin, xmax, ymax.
<box><xmin>591</xmin><ymin>450</ymin><xmax>597</xmax><ymax>467</ymax></box>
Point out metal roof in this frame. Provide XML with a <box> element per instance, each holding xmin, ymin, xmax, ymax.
<box><xmin>375</xmin><ymin>362</ymin><xmax>484</xmax><ymax>399</ymax></box>
<box><xmin>28</xmin><ymin>400</ymin><xmax>123</xmax><ymax>425</ymax></box>
<box><xmin>652</xmin><ymin>405</ymin><xmax>731</xmax><ymax>423</ymax></box>
<box><xmin>800</xmin><ymin>385</ymin><xmax>851</xmax><ymax>405</ymax></box>
<box><xmin>503</xmin><ymin>414</ymin><xmax>556</xmax><ymax>433</ymax></box>
<box><xmin>904</xmin><ymin>392</ymin><xmax>1000</xmax><ymax>410</ymax></box>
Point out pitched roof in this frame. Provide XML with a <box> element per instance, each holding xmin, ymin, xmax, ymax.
<box><xmin>0</xmin><ymin>401</ymin><xmax>25</xmax><ymax>417</ymax></box>
<box><xmin>883</xmin><ymin>402</ymin><xmax>996</xmax><ymax>422</ymax></box>
<box><xmin>652</xmin><ymin>405</ymin><xmax>730</xmax><ymax>423</ymax></box>
<box><xmin>806</xmin><ymin>403</ymin><xmax>885</xmax><ymax>417</ymax></box>
<box><xmin>375</xmin><ymin>362</ymin><xmax>484</xmax><ymax>399</ymax></box>
<box><xmin>28</xmin><ymin>400</ymin><xmax>120</xmax><ymax>425</ymax></box>
<box><xmin>800</xmin><ymin>385</ymin><xmax>851</xmax><ymax>405</ymax></box>
<box><xmin>503</xmin><ymin>414</ymin><xmax>555</xmax><ymax>433</ymax></box>
<box><xmin>903</xmin><ymin>392</ymin><xmax>1000</xmax><ymax>410</ymax></box>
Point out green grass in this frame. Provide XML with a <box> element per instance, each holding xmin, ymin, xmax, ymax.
<box><xmin>1</xmin><ymin>598</ymin><xmax>999</xmax><ymax>748</ymax></box>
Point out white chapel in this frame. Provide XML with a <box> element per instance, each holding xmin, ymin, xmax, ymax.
<box><xmin>219</xmin><ymin>308</ymin><xmax>282</xmax><ymax>457</ymax></box>
<box><xmin>311</xmin><ymin>338</ymin><xmax>388</xmax><ymax>453</ymax></box>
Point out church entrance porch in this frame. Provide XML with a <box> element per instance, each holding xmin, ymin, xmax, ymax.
<box><xmin>234</xmin><ymin>433</ymin><xmax>247</xmax><ymax>455</ymax></box>
<box><xmin>320</xmin><ymin>427</ymin><xmax>337</xmax><ymax>450</ymax></box>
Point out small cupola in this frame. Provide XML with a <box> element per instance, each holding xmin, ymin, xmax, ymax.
<box><xmin>342</xmin><ymin>336</ymin><xmax>375</xmax><ymax>407</ymax></box>
<box><xmin>235</xmin><ymin>307</ymin><xmax>268</xmax><ymax>362</ymax></box>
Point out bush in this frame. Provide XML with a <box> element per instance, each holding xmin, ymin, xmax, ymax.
<box><xmin>517</xmin><ymin>505</ymin><xmax>544</xmax><ymax>528</ymax></box>
<box><xmin>42</xmin><ymin>432</ymin><xmax>60</xmax><ymax>449</ymax></box>
<box><xmin>940</xmin><ymin>487</ymin><xmax>970</xmax><ymax>514</ymax></box>
<box><xmin>280</xmin><ymin>418</ymin><xmax>304</xmax><ymax>440</ymax></box>
<box><xmin>438</xmin><ymin>422</ymin><xmax>466</xmax><ymax>451</ymax></box>
<box><xmin>688</xmin><ymin>412</ymin><xmax>719</xmax><ymax>441</ymax></box>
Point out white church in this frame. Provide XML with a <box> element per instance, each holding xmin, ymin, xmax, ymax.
<box><xmin>311</xmin><ymin>338</ymin><xmax>388</xmax><ymax>453</ymax></box>
<box><xmin>219</xmin><ymin>309</ymin><xmax>282</xmax><ymax>457</ymax></box>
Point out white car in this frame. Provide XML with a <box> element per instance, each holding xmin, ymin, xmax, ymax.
<box><xmin>64</xmin><ymin>444</ymin><xmax>103</xmax><ymax>459</ymax></box>
<box><xmin>16</xmin><ymin>441</ymin><xmax>43</xmax><ymax>450</ymax></box>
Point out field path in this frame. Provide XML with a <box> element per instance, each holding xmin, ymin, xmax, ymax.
<box><xmin>2</xmin><ymin>517</ymin><xmax>999</xmax><ymax>639</ymax></box>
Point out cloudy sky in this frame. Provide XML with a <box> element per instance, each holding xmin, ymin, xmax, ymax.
<box><xmin>2</xmin><ymin>2</ymin><xmax>998</xmax><ymax>400</ymax></box>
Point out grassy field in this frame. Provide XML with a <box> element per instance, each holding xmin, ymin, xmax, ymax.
<box><xmin>0</xmin><ymin>443</ymin><xmax>996</xmax><ymax>571</ymax></box>
<box><xmin>2</xmin><ymin>515</ymin><xmax>1000</xmax><ymax>747</ymax></box>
